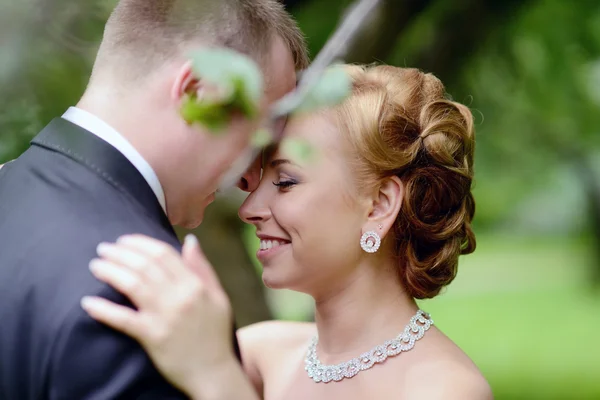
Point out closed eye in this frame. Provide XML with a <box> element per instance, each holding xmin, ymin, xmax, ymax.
<box><xmin>272</xmin><ymin>180</ymin><xmax>297</xmax><ymax>189</ymax></box>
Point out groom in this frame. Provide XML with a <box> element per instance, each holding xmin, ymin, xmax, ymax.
<box><xmin>0</xmin><ymin>0</ymin><xmax>307</xmax><ymax>399</ymax></box>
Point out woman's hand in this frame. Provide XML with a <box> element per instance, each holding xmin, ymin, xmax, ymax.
<box><xmin>81</xmin><ymin>234</ymin><xmax>235</xmax><ymax>396</ymax></box>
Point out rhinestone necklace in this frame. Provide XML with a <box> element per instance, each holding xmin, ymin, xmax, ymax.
<box><xmin>304</xmin><ymin>310</ymin><xmax>433</xmax><ymax>383</ymax></box>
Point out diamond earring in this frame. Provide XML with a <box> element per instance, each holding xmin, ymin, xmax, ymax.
<box><xmin>360</xmin><ymin>231</ymin><xmax>381</xmax><ymax>253</ymax></box>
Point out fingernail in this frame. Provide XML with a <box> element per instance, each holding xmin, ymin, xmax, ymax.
<box><xmin>117</xmin><ymin>235</ymin><xmax>135</xmax><ymax>243</ymax></box>
<box><xmin>89</xmin><ymin>259</ymin><xmax>101</xmax><ymax>274</ymax></box>
<box><xmin>184</xmin><ymin>234</ymin><xmax>198</xmax><ymax>249</ymax></box>
<box><xmin>80</xmin><ymin>296</ymin><xmax>96</xmax><ymax>310</ymax></box>
<box><xmin>96</xmin><ymin>242</ymin><xmax>112</xmax><ymax>256</ymax></box>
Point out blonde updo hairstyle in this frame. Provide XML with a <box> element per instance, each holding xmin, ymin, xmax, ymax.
<box><xmin>334</xmin><ymin>65</ymin><xmax>476</xmax><ymax>299</ymax></box>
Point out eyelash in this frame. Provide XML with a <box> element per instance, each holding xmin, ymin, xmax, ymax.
<box><xmin>272</xmin><ymin>180</ymin><xmax>297</xmax><ymax>189</ymax></box>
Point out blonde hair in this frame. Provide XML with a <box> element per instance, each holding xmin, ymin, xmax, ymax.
<box><xmin>335</xmin><ymin>65</ymin><xmax>476</xmax><ymax>299</ymax></box>
<box><xmin>92</xmin><ymin>0</ymin><xmax>309</xmax><ymax>85</ymax></box>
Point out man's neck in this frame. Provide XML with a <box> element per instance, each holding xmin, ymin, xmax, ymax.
<box><xmin>69</xmin><ymin>99</ymin><xmax>168</xmax><ymax>214</ymax></box>
<box><xmin>311</xmin><ymin>258</ymin><xmax>418</xmax><ymax>364</ymax></box>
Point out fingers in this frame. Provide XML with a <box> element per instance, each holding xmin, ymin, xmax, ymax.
<box><xmin>92</xmin><ymin>234</ymin><xmax>216</xmax><ymax>306</ymax></box>
<box><xmin>92</xmin><ymin>234</ymin><xmax>226</xmax><ymax>309</ymax></box>
<box><xmin>182</xmin><ymin>234</ymin><xmax>223</xmax><ymax>294</ymax></box>
<box><xmin>89</xmin><ymin>259</ymin><xmax>150</xmax><ymax>307</ymax></box>
<box><xmin>115</xmin><ymin>235</ymin><xmax>190</xmax><ymax>280</ymax></box>
<box><xmin>81</xmin><ymin>296</ymin><xmax>144</xmax><ymax>339</ymax></box>
<box><xmin>96</xmin><ymin>241</ymin><xmax>171</xmax><ymax>283</ymax></box>
<box><xmin>116</xmin><ymin>235</ymin><xmax>179</xmax><ymax>260</ymax></box>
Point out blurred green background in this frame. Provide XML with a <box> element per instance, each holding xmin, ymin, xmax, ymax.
<box><xmin>1</xmin><ymin>0</ymin><xmax>599</xmax><ymax>398</ymax></box>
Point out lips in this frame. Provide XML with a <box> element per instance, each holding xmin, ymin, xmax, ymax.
<box><xmin>259</xmin><ymin>239</ymin><xmax>287</xmax><ymax>250</ymax></box>
<box><xmin>256</xmin><ymin>234</ymin><xmax>290</xmax><ymax>261</ymax></box>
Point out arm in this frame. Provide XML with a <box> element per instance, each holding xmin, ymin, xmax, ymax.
<box><xmin>52</xmin><ymin>309</ymin><xmax>259</xmax><ymax>400</ymax></box>
<box><xmin>187</xmin><ymin>357</ymin><xmax>260</xmax><ymax>400</ymax></box>
<box><xmin>80</xmin><ymin>234</ymin><xmax>260</xmax><ymax>400</ymax></box>
<box><xmin>237</xmin><ymin>324</ymin><xmax>266</xmax><ymax>397</ymax></box>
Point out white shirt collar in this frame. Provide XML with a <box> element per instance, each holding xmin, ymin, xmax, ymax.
<box><xmin>61</xmin><ymin>106</ymin><xmax>167</xmax><ymax>214</ymax></box>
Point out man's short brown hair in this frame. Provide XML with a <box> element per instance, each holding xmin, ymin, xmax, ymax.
<box><xmin>92</xmin><ymin>0</ymin><xmax>309</xmax><ymax>84</ymax></box>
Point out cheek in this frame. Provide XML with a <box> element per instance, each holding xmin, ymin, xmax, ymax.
<box><xmin>275</xmin><ymin>188</ymin><xmax>363</xmax><ymax>266</ymax></box>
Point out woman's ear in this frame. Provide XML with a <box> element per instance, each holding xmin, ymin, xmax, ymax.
<box><xmin>366</xmin><ymin>176</ymin><xmax>404</xmax><ymax>237</ymax></box>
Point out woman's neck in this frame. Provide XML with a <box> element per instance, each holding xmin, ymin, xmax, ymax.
<box><xmin>311</xmin><ymin>258</ymin><xmax>418</xmax><ymax>364</ymax></box>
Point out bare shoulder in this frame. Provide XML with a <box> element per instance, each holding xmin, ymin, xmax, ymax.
<box><xmin>400</xmin><ymin>329</ymin><xmax>493</xmax><ymax>399</ymax></box>
<box><xmin>238</xmin><ymin>320</ymin><xmax>316</xmax><ymax>353</ymax></box>
<box><xmin>237</xmin><ymin>320</ymin><xmax>316</xmax><ymax>396</ymax></box>
<box><xmin>404</xmin><ymin>359</ymin><xmax>492</xmax><ymax>399</ymax></box>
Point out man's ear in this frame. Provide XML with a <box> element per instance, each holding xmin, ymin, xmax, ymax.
<box><xmin>171</xmin><ymin>61</ymin><xmax>200</xmax><ymax>101</ymax></box>
<box><xmin>366</xmin><ymin>176</ymin><xmax>404</xmax><ymax>238</ymax></box>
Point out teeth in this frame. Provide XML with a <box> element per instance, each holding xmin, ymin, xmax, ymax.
<box><xmin>260</xmin><ymin>239</ymin><xmax>285</xmax><ymax>250</ymax></box>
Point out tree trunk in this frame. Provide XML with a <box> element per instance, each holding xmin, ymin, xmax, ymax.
<box><xmin>340</xmin><ymin>0</ymin><xmax>433</xmax><ymax>64</ymax></box>
<box><xmin>410</xmin><ymin>0</ymin><xmax>532</xmax><ymax>90</ymax></box>
<box><xmin>567</xmin><ymin>154</ymin><xmax>600</xmax><ymax>286</ymax></box>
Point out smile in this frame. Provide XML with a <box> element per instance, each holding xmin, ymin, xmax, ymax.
<box><xmin>256</xmin><ymin>237</ymin><xmax>291</xmax><ymax>262</ymax></box>
<box><xmin>259</xmin><ymin>240</ymin><xmax>288</xmax><ymax>250</ymax></box>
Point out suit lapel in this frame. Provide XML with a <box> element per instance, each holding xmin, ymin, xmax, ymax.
<box><xmin>31</xmin><ymin>118</ymin><xmax>175</xmax><ymax>237</ymax></box>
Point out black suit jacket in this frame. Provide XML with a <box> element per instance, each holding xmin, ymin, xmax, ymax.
<box><xmin>0</xmin><ymin>118</ymin><xmax>238</xmax><ymax>399</ymax></box>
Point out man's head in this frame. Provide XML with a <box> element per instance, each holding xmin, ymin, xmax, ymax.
<box><xmin>81</xmin><ymin>0</ymin><xmax>309</xmax><ymax>228</ymax></box>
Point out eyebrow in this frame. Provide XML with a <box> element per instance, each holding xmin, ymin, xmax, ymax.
<box><xmin>270</xmin><ymin>159</ymin><xmax>293</xmax><ymax>168</ymax></box>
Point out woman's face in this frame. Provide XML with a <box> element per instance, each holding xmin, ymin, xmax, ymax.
<box><xmin>239</xmin><ymin>112</ymin><xmax>371</xmax><ymax>295</ymax></box>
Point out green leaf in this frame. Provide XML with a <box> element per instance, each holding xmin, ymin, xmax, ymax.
<box><xmin>181</xmin><ymin>48</ymin><xmax>264</xmax><ymax>133</ymax></box>
<box><xmin>189</xmin><ymin>47</ymin><xmax>263</xmax><ymax>107</ymax></box>
<box><xmin>281</xmin><ymin>137</ymin><xmax>315</xmax><ymax>163</ymax></box>
<box><xmin>294</xmin><ymin>65</ymin><xmax>352</xmax><ymax>113</ymax></box>
<box><xmin>180</xmin><ymin>94</ymin><xmax>230</xmax><ymax>131</ymax></box>
<box><xmin>251</xmin><ymin>128</ymin><xmax>273</xmax><ymax>148</ymax></box>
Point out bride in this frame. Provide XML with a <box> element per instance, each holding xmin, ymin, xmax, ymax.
<box><xmin>82</xmin><ymin>64</ymin><xmax>492</xmax><ymax>399</ymax></box>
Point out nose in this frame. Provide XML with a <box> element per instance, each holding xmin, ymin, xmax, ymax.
<box><xmin>239</xmin><ymin>182</ymin><xmax>272</xmax><ymax>225</ymax></box>
<box><xmin>236</xmin><ymin>155</ymin><xmax>262</xmax><ymax>192</ymax></box>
